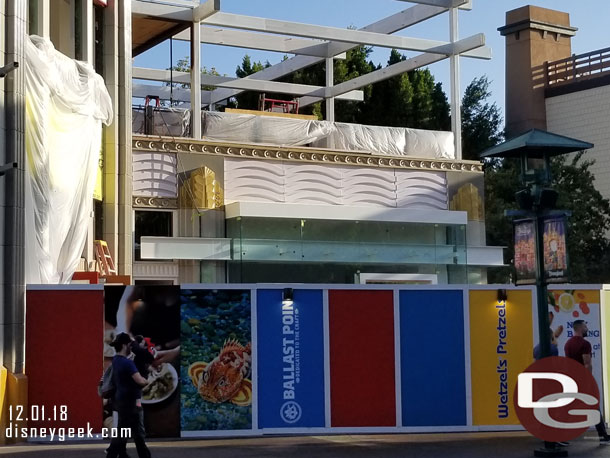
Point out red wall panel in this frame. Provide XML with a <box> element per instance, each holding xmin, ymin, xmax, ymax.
<box><xmin>329</xmin><ymin>290</ymin><xmax>396</xmax><ymax>426</ymax></box>
<box><xmin>26</xmin><ymin>289</ymin><xmax>103</xmax><ymax>430</ymax></box>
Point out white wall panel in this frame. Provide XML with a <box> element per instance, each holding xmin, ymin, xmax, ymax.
<box><xmin>133</xmin><ymin>151</ymin><xmax>178</xmax><ymax>197</ymax></box>
<box><xmin>223</xmin><ymin>158</ymin><xmax>449</xmax><ymax>210</ymax></box>
<box><xmin>396</xmin><ymin>170</ymin><xmax>447</xmax><ymax>209</ymax></box>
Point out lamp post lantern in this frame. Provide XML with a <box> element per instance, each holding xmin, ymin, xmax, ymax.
<box><xmin>481</xmin><ymin>129</ymin><xmax>593</xmax><ymax>458</ymax></box>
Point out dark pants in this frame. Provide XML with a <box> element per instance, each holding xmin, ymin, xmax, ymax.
<box><xmin>107</xmin><ymin>405</ymin><xmax>151</xmax><ymax>458</ymax></box>
<box><xmin>596</xmin><ymin>411</ymin><xmax>608</xmax><ymax>438</ymax></box>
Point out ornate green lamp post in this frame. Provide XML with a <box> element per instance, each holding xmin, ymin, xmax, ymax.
<box><xmin>481</xmin><ymin>129</ymin><xmax>593</xmax><ymax>457</ymax></box>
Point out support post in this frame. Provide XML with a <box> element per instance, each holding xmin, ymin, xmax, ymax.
<box><xmin>325</xmin><ymin>57</ymin><xmax>335</xmax><ymax>122</ymax></box>
<box><xmin>103</xmin><ymin>0</ymin><xmax>132</xmax><ymax>276</ymax></box>
<box><xmin>191</xmin><ymin>22</ymin><xmax>202</xmax><ymax>138</ymax></box>
<box><xmin>81</xmin><ymin>0</ymin><xmax>94</xmax><ymax>65</ymax></box>
<box><xmin>2</xmin><ymin>0</ymin><xmax>27</xmax><ymax>375</ymax></box>
<box><xmin>449</xmin><ymin>7</ymin><xmax>462</xmax><ymax>160</ymax></box>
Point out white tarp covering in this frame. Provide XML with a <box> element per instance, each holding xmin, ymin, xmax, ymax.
<box><xmin>133</xmin><ymin>106</ymin><xmax>191</xmax><ymax>137</ymax></box>
<box><xmin>201</xmin><ymin>111</ymin><xmax>454</xmax><ymax>159</ymax></box>
<box><xmin>24</xmin><ymin>36</ymin><xmax>113</xmax><ymax>284</ymax></box>
<box><xmin>202</xmin><ymin>111</ymin><xmax>333</xmax><ymax>147</ymax></box>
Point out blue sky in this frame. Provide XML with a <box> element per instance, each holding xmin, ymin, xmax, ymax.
<box><xmin>135</xmin><ymin>0</ymin><xmax>609</xmax><ymax>123</ymax></box>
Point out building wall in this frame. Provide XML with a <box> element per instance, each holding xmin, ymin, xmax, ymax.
<box><xmin>502</xmin><ymin>6</ymin><xmax>574</xmax><ymax>137</ymax></box>
<box><xmin>546</xmin><ymin>85</ymin><xmax>610</xmax><ymax>201</ymax></box>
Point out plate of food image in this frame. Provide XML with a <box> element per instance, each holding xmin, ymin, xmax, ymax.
<box><xmin>141</xmin><ymin>363</ymin><xmax>178</xmax><ymax>404</ymax></box>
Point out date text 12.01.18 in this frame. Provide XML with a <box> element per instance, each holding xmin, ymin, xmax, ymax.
<box><xmin>9</xmin><ymin>405</ymin><xmax>68</xmax><ymax>422</ymax></box>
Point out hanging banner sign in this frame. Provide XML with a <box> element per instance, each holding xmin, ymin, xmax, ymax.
<box><xmin>544</xmin><ymin>217</ymin><xmax>569</xmax><ymax>283</ymax></box>
<box><xmin>514</xmin><ymin>219</ymin><xmax>536</xmax><ymax>285</ymax></box>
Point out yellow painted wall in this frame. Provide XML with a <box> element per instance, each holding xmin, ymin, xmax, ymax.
<box><xmin>470</xmin><ymin>289</ymin><xmax>533</xmax><ymax>425</ymax></box>
<box><xmin>0</xmin><ymin>367</ymin><xmax>28</xmax><ymax>444</ymax></box>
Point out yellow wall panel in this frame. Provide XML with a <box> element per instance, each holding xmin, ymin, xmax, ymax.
<box><xmin>470</xmin><ymin>289</ymin><xmax>533</xmax><ymax>425</ymax></box>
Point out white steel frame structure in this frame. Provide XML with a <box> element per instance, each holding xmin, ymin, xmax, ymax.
<box><xmin>133</xmin><ymin>0</ymin><xmax>491</xmax><ymax>159</ymax></box>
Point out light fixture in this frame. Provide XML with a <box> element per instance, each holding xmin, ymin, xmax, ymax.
<box><xmin>497</xmin><ymin>289</ymin><xmax>508</xmax><ymax>303</ymax></box>
<box><xmin>282</xmin><ymin>288</ymin><xmax>294</xmax><ymax>306</ymax></box>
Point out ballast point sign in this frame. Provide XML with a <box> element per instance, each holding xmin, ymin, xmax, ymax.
<box><xmin>469</xmin><ymin>290</ymin><xmax>534</xmax><ymax>425</ymax></box>
<box><xmin>257</xmin><ymin>289</ymin><xmax>325</xmax><ymax>428</ymax></box>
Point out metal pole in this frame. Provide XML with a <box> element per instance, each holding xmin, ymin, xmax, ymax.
<box><xmin>449</xmin><ymin>6</ymin><xmax>462</xmax><ymax>160</ymax></box>
<box><xmin>534</xmin><ymin>193</ymin><xmax>565</xmax><ymax>457</ymax></box>
<box><xmin>536</xmin><ymin>212</ymin><xmax>551</xmax><ymax>359</ymax></box>
<box><xmin>2</xmin><ymin>0</ymin><xmax>27</xmax><ymax>374</ymax></box>
<box><xmin>191</xmin><ymin>23</ymin><xmax>202</xmax><ymax>138</ymax></box>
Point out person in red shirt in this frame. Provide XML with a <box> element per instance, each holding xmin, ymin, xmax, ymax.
<box><xmin>564</xmin><ymin>320</ymin><xmax>610</xmax><ymax>445</ymax></box>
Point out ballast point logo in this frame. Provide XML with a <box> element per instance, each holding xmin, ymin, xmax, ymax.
<box><xmin>514</xmin><ymin>356</ymin><xmax>600</xmax><ymax>442</ymax></box>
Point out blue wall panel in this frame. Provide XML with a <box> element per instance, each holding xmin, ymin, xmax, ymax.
<box><xmin>400</xmin><ymin>290</ymin><xmax>467</xmax><ymax>426</ymax></box>
<box><xmin>257</xmin><ymin>289</ymin><xmax>325</xmax><ymax>428</ymax></box>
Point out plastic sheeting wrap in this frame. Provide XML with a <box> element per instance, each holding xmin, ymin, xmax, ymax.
<box><xmin>133</xmin><ymin>106</ymin><xmax>191</xmax><ymax>137</ymax></box>
<box><xmin>203</xmin><ymin>111</ymin><xmax>333</xmax><ymax>147</ymax></box>
<box><xmin>201</xmin><ymin>111</ymin><xmax>454</xmax><ymax>159</ymax></box>
<box><xmin>24</xmin><ymin>36</ymin><xmax>113</xmax><ymax>284</ymax></box>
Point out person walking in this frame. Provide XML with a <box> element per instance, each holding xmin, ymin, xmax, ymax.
<box><xmin>564</xmin><ymin>320</ymin><xmax>610</xmax><ymax>445</ymax></box>
<box><xmin>106</xmin><ymin>332</ymin><xmax>152</xmax><ymax>458</ymax></box>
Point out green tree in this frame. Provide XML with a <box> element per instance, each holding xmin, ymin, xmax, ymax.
<box><xmin>484</xmin><ymin>153</ymin><xmax>610</xmax><ymax>284</ymax></box>
<box><xmin>461</xmin><ymin>76</ymin><xmax>503</xmax><ymax>160</ymax></box>
<box><xmin>361</xmin><ymin>49</ymin><xmax>449</xmax><ymax>130</ymax></box>
<box><xmin>166</xmin><ymin>56</ymin><xmax>223</xmax><ymax>91</ymax></box>
<box><xmin>234</xmin><ymin>55</ymin><xmax>271</xmax><ymax>110</ymax></box>
<box><xmin>553</xmin><ymin>153</ymin><xmax>610</xmax><ymax>282</ymax></box>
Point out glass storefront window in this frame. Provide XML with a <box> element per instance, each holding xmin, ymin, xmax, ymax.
<box><xmin>134</xmin><ymin>210</ymin><xmax>174</xmax><ymax>261</ymax></box>
<box><xmin>226</xmin><ymin>217</ymin><xmax>468</xmax><ymax>284</ymax></box>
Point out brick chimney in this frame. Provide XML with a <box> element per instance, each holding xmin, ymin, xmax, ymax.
<box><xmin>499</xmin><ymin>6</ymin><xmax>577</xmax><ymax>138</ymax></box>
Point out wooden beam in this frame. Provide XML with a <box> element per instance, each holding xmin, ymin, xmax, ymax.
<box><xmin>133</xmin><ymin>22</ymin><xmax>189</xmax><ymax>57</ymax></box>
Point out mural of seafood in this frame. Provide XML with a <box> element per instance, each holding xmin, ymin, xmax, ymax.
<box><xmin>181</xmin><ymin>288</ymin><xmax>252</xmax><ymax>431</ymax></box>
<box><xmin>188</xmin><ymin>339</ymin><xmax>252</xmax><ymax>406</ymax></box>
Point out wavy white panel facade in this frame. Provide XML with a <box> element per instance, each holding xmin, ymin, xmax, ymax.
<box><xmin>342</xmin><ymin>168</ymin><xmax>396</xmax><ymax>207</ymax></box>
<box><xmin>223</xmin><ymin>158</ymin><xmax>449</xmax><ymax>210</ymax></box>
<box><xmin>133</xmin><ymin>151</ymin><xmax>178</xmax><ymax>197</ymax></box>
<box><xmin>395</xmin><ymin>170</ymin><xmax>447</xmax><ymax>210</ymax></box>
<box><xmin>284</xmin><ymin>163</ymin><xmax>343</xmax><ymax>205</ymax></box>
<box><xmin>225</xmin><ymin>159</ymin><xmax>285</xmax><ymax>203</ymax></box>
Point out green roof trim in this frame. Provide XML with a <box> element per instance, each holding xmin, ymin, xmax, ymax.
<box><xmin>480</xmin><ymin>129</ymin><xmax>593</xmax><ymax>159</ymax></box>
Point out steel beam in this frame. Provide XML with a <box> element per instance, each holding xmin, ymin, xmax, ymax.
<box><xmin>133</xmin><ymin>83</ymin><xmax>212</xmax><ymax>104</ymax></box>
<box><xmin>299</xmin><ymin>33</ymin><xmax>485</xmax><ymax>105</ymax></box>
<box><xmin>202</xmin><ymin>11</ymin><xmax>488</xmax><ymax>59</ymax></box>
<box><xmin>133</xmin><ymin>67</ymin><xmax>364</xmax><ymax>101</ymax></box>
<box><xmin>395</xmin><ymin>0</ymin><xmax>472</xmax><ymax>10</ymax></box>
<box><xmin>209</xmin><ymin>3</ymin><xmax>482</xmax><ymax>104</ymax></box>
<box><xmin>173</xmin><ymin>27</ymin><xmax>346</xmax><ymax>59</ymax></box>
<box><xmin>131</xmin><ymin>0</ymin><xmax>192</xmax><ymax>21</ymax></box>
<box><xmin>192</xmin><ymin>0</ymin><xmax>220</xmax><ymax>22</ymax></box>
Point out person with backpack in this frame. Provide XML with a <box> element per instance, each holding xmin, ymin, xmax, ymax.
<box><xmin>106</xmin><ymin>332</ymin><xmax>152</xmax><ymax>458</ymax></box>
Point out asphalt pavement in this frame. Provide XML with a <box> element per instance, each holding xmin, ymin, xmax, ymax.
<box><xmin>1</xmin><ymin>432</ymin><xmax>609</xmax><ymax>457</ymax></box>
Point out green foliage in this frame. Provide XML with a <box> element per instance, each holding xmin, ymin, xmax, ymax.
<box><xmin>233</xmin><ymin>55</ymin><xmax>271</xmax><ymax>110</ymax></box>
<box><xmin>461</xmin><ymin>76</ymin><xmax>503</xmax><ymax>160</ymax></box>
<box><xmin>361</xmin><ymin>49</ymin><xmax>450</xmax><ymax>130</ymax></box>
<box><xmin>552</xmin><ymin>153</ymin><xmax>610</xmax><ymax>282</ymax></box>
<box><xmin>484</xmin><ymin>154</ymin><xmax>610</xmax><ymax>284</ymax></box>
<box><xmin>167</xmin><ymin>56</ymin><xmax>223</xmax><ymax>91</ymax></box>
